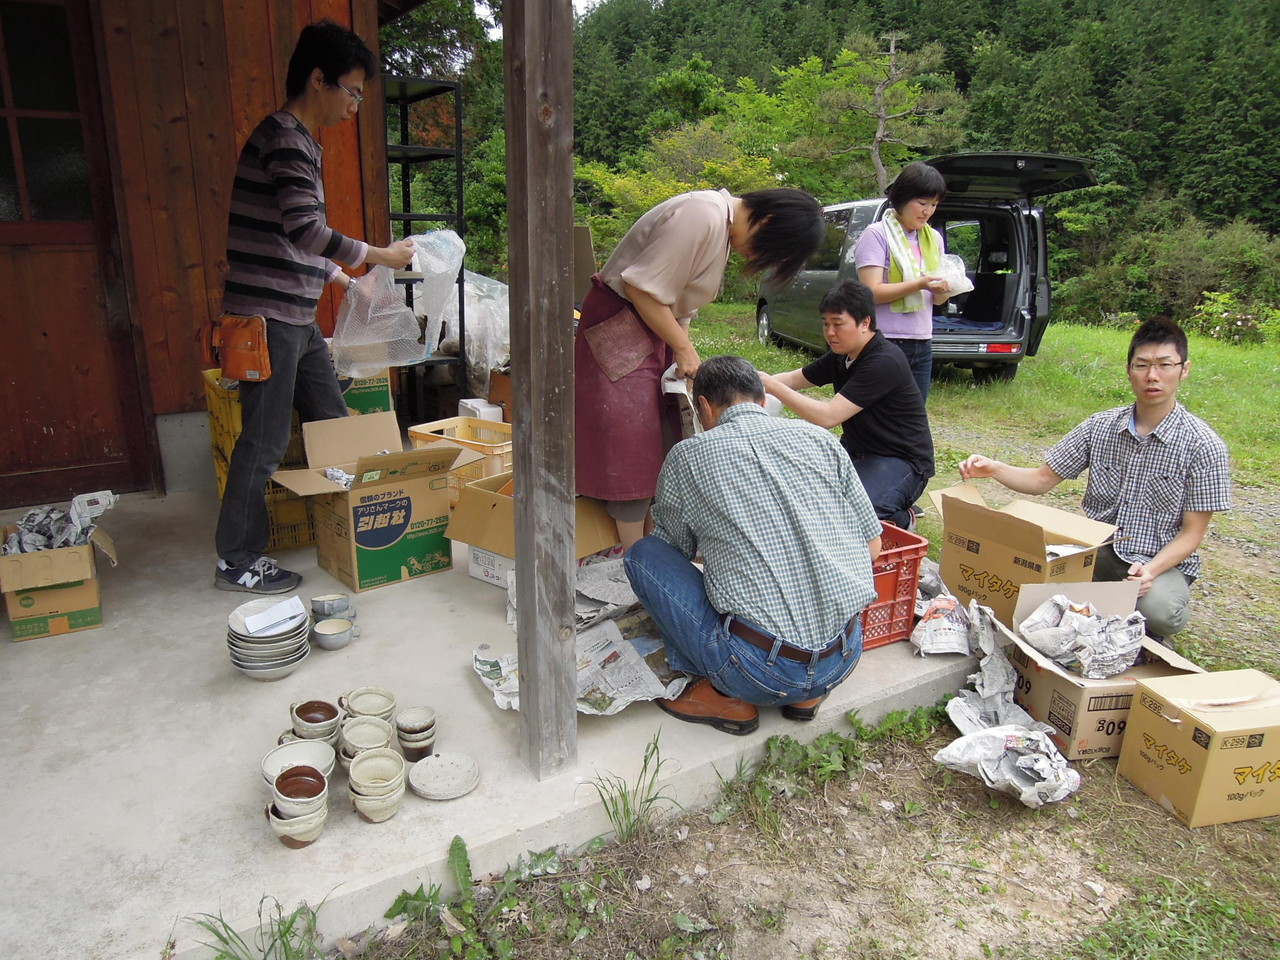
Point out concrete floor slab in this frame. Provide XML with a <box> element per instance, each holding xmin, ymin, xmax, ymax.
<box><xmin>0</xmin><ymin>491</ymin><xmax>974</xmax><ymax>960</ymax></box>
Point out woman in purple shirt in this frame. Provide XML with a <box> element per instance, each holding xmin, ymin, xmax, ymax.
<box><xmin>852</xmin><ymin>162</ymin><xmax>952</xmax><ymax>400</ymax></box>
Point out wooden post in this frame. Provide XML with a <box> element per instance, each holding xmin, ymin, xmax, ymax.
<box><xmin>504</xmin><ymin>0</ymin><xmax>577</xmax><ymax>778</ymax></box>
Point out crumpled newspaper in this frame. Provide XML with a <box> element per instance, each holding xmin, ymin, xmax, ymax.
<box><xmin>909</xmin><ymin>593</ymin><xmax>970</xmax><ymax>656</ymax></box>
<box><xmin>914</xmin><ymin>557</ymin><xmax>946</xmax><ymax>617</ymax></box>
<box><xmin>2</xmin><ymin>491</ymin><xmax>117</xmax><ymax>554</ymax></box>
<box><xmin>506</xmin><ymin>556</ymin><xmax>640</xmax><ymax>632</ymax></box>
<box><xmin>1018</xmin><ymin>594</ymin><xmax>1146</xmax><ymax>679</ymax></box>
<box><xmin>933</xmin><ymin>600</ymin><xmax>1081</xmax><ymax>808</ymax></box>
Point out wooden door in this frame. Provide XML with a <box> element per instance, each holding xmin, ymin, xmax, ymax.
<box><xmin>0</xmin><ymin>0</ymin><xmax>152</xmax><ymax>508</ymax></box>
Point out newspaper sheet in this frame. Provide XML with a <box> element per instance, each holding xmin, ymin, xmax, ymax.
<box><xmin>472</xmin><ymin>619</ymin><xmax>690</xmax><ymax>716</ymax></box>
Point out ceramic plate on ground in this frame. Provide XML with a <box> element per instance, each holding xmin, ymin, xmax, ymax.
<box><xmin>228</xmin><ymin>597</ymin><xmax>308</xmax><ymax>638</ymax></box>
<box><xmin>408</xmin><ymin>753</ymin><xmax>479</xmax><ymax>800</ymax></box>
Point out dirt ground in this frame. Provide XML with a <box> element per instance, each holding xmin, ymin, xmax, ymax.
<box><xmin>347</xmin><ymin>481</ymin><xmax>1280</xmax><ymax>959</ymax></box>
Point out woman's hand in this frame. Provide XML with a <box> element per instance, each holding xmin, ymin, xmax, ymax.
<box><xmin>674</xmin><ymin>343</ymin><xmax>701</xmax><ymax>379</ymax></box>
<box><xmin>366</xmin><ymin>238</ymin><xmax>417</xmax><ymax>270</ymax></box>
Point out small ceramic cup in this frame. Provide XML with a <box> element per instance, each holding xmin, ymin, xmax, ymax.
<box><xmin>349</xmin><ymin>783</ymin><xmax>405</xmax><ymax>823</ymax></box>
<box><xmin>339</xmin><ymin>686</ymin><xmax>395</xmax><ymax>721</ymax></box>
<box><xmin>290</xmin><ymin>700</ymin><xmax>342</xmax><ymax>739</ymax></box>
<box><xmin>265</xmin><ymin>802</ymin><xmax>328</xmax><ymax>847</ymax></box>
<box><xmin>394</xmin><ymin>706</ymin><xmax>437</xmax><ymax>738</ymax></box>
<box><xmin>311</xmin><ymin>594</ymin><xmax>350</xmax><ymax>618</ymax></box>
<box><xmin>340</xmin><ymin>715</ymin><xmax>394</xmax><ymax>754</ymax></box>
<box><xmin>312</xmin><ymin>619</ymin><xmax>359</xmax><ymax>651</ymax></box>
<box><xmin>272</xmin><ymin>764</ymin><xmax>328</xmax><ymax>818</ymax></box>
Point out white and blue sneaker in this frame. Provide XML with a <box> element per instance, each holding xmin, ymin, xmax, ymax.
<box><xmin>214</xmin><ymin>556</ymin><xmax>301</xmax><ymax>594</ymax></box>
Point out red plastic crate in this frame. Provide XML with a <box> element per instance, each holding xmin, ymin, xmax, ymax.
<box><xmin>860</xmin><ymin>521</ymin><xmax>928</xmax><ymax>650</ymax></box>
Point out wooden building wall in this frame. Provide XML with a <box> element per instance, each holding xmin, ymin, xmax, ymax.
<box><xmin>96</xmin><ymin>0</ymin><xmax>389</xmax><ymax>417</ymax></box>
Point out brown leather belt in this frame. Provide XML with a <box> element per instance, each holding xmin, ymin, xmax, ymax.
<box><xmin>727</xmin><ymin>617</ymin><xmax>850</xmax><ymax>662</ymax></box>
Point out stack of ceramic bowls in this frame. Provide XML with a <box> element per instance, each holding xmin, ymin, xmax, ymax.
<box><xmin>394</xmin><ymin>706</ymin><xmax>437</xmax><ymax>761</ymax></box>
<box><xmin>283</xmin><ymin>700</ymin><xmax>342</xmax><ymax>747</ymax></box>
<box><xmin>338</xmin><ymin>715</ymin><xmax>394</xmax><ymax>771</ymax></box>
<box><xmin>266</xmin><ymin>764</ymin><xmax>329</xmax><ymax>847</ymax></box>
<box><xmin>227</xmin><ymin>598</ymin><xmax>311</xmax><ymax>682</ymax></box>
<box><xmin>347</xmin><ymin>748</ymin><xmax>406</xmax><ymax>822</ymax></box>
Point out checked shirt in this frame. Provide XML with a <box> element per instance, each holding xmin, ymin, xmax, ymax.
<box><xmin>1045</xmin><ymin>403</ymin><xmax>1231</xmax><ymax>579</ymax></box>
<box><xmin>650</xmin><ymin>403</ymin><xmax>881</xmax><ymax>648</ymax></box>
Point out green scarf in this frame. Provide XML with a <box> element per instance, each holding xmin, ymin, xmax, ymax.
<box><xmin>883</xmin><ymin>212</ymin><xmax>941</xmax><ymax>313</ymax></box>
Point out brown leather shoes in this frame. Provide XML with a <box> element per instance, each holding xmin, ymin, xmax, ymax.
<box><xmin>780</xmin><ymin>694</ymin><xmax>827</xmax><ymax>722</ymax></box>
<box><xmin>656</xmin><ymin>678</ymin><xmax>759</xmax><ymax>735</ymax></box>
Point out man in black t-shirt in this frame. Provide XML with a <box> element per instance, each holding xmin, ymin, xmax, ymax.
<box><xmin>759</xmin><ymin>279</ymin><xmax>934</xmax><ymax>529</ymax></box>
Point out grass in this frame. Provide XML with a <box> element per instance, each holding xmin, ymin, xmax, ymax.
<box><xmin>589</xmin><ymin>732</ymin><xmax>682</xmax><ymax>842</ymax></box>
<box><xmin>184</xmin><ymin>897</ymin><xmax>324</xmax><ymax>960</ymax></box>
<box><xmin>693</xmin><ymin>304</ymin><xmax>1280</xmax><ymax>488</ymax></box>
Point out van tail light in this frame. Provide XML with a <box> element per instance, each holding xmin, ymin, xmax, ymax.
<box><xmin>982</xmin><ymin>343</ymin><xmax>1021</xmax><ymax>354</ymax></box>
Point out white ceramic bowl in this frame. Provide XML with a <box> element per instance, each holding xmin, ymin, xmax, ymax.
<box><xmin>312</xmin><ymin>618</ymin><xmax>356</xmax><ymax>651</ymax></box>
<box><xmin>394</xmin><ymin>706</ymin><xmax>437</xmax><ymax>736</ymax></box>
<box><xmin>260</xmin><ymin>739</ymin><xmax>335</xmax><ymax>786</ymax></box>
<box><xmin>348</xmin><ymin>747</ymin><xmax>406</xmax><ymax>796</ymax></box>
<box><xmin>340</xmin><ymin>715</ymin><xmax>393</xmax><ymax>752</ymax></box>
<box><xmin>265</xmin><ymin>803</ymin><xmax>328</xmax><ymax>846</ymax></box>
<box><xmin>349</xmin><ymin>783</ymin><xmax>405</xmax><ymax>823</ymax></box>
<box><xmin>272</xmin><ymin>765</ymin><xmax>329</xmax><ymax>818</ymax></box>
<box><xmin>339</xmin><ymin>686</ymin><xmax>396</xmax><ymax>721</ymax></box>
<box><xmin>396</xmin><ymin>727</ymin><xmax>436</xmax><ymax>744</ymax></box>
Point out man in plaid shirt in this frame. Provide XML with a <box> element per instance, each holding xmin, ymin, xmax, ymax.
<box><xmin>624</xmin><ymin>355</ymin><xmax>883</xmax><ymax>735</ymax></box>
<box><xmin>960</xmin><ymin>317</ymin><xmax>1231</xmax><ymax>640</ymax></box>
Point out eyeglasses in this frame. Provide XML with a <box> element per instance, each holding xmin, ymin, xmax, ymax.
<box><xmin>1129</xmin><ymin>360</ymin><xmax>1185</xmax><ymax>373</ymax></box>
<box><xmin>335</xmin><ymin>80</ymin><xmax>364</xmax><ymax>106</ymax></box>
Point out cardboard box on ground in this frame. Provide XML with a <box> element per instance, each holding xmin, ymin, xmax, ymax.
<box><xmin>1118</xmin><ymin>669</ymin><xmax>1280</xmax><ymax>828</ymax></box>
<box><xmin>0</xmin><ymin>527</ymin><xmax>118</xmax><ymax>641</ymax></box>
<box><xmin>931</xmin><ymin>483</ymin><xmax>1116</xmax><ymax>626</ymax></box>
<box><xmin>446</xmin><ymin>472</ymin><xmax>620</xmax><ymax>588</ymax></box>
<box><xmin>271</xmin><ymin>412</ymin><xmax>484</xmax><ymax>593</ymax></box>
<box><xmin>999</xmin><ymin>582</ymin><xmax>1203</xmax><ymax>760</ymax></box>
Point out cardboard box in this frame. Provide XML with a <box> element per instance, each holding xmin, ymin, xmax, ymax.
<box><xmin>1000</xmin><ymin>582</ymin><xmax>1204</xmax><ymax>759</ymax></box>
<box><xmin>337</xmin><ymin>369</ymin><xmax>394</xmax><ymax>415</ymax></box>
<box><xmin>446</xmin><ymin>471</ymin><xmax>620</xmax><ymax>585</ymax></box>
<box><xmin>0</xmin><ymin>526</ymin><xmax>117</xmax><ymax>640</ymax></box>
<box><xmin>1118</xmin><ymin>669</ymin><xmax>1280</xmax><ymax>827</ymax></box>
<box><xmin>487</xmin><ymin>371</ymin><xmax>512</xmax><ymax>423</ymax></box>
<box><xmin>931</xmin><ymin>483</ymin><xmax>1116</xmax><ymax>625</ymax></box>
<box><xmin>272</xmin><ymin>412</ymin><xmax>483</xmax><ymax>593</ymax></box>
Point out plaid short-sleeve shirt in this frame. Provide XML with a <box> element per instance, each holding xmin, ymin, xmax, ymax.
<box><xmin>651</xmin><ymin>403</ymin><xmax>882</xmax><ymax>648</ymax></box>
<box><xmin>1045</xmin><ymin>403</ymin><xmax>1231</xmax><ymax>578</ymax></box>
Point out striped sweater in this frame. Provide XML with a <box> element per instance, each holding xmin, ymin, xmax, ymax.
<box><xmin>221</xmin><ymin>110</ymin><xmax>368</xmax><ymax>324</ymax></box>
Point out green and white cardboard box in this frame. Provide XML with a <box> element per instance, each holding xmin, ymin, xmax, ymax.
<box><xmin>0</xmin><ymin>526</ymin><xmax>117</xmax><ymax>641</ymax></box>
<box><xmin>272</xmin><ymin>412</ymin><xmax>483</xmax><ymax>593</ymax></box>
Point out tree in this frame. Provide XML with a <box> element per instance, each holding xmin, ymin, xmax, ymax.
<box><xmin>810</xmin><ymin>34</ymin><xmax>966</xmax><ymax>194</ymax></box>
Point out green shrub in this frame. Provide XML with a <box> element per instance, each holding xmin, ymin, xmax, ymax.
<box><xmin>1184</xmin><ymin>290</ymin><xmax>1280</xmax><ymax>344</ymax></box>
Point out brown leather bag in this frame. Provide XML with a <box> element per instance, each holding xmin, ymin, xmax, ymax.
<box><xmin>211</xmin><ymin>314</ymin><xmax>271</xmax><ymax>381</ymax></box>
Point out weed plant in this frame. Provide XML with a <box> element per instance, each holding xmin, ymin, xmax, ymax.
<box><xmin>185</xmin><ymin>897</ymin><xmax>323</xmax><ymax>960</ymax></box>
<box><xmin>589</xmin><ymin>732</ymin><xmax>681</xmax><ymax>842</ymax></box>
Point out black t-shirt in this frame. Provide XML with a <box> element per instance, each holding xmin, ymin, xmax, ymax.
<box><xmin>801</xmin><ymin>331</ymin><xmax>935</xmax><ymax>478</ymax></box>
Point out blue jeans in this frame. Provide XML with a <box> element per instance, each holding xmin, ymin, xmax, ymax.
<box><xmin>850</xmin><ymin>454</ymin><xmax>927</xmax><ymax>530</ymax></box>
<box><xmin>623</xmin><ymin>536</ymin><xmax>863</xmax><ymax>706</ymax></box>
<box><xmin>887</xmin><ymin>337</ymin><xmax>932</xmax><ymax>401</ymax></box>
<box><xmin>215</xmin><ymin>320</ymin><xmax>348</xmax><ymax>566</ymax></box>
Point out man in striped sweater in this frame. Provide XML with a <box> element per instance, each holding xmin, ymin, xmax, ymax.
<box><xmin>215</xmin><ymin>20</ymin><xmax>415</xmax><ymax>594</ymax></box>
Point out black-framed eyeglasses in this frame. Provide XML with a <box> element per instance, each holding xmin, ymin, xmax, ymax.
<box><xmin>335</xmin><ymin>80</ymin><xmax>364</xmax><ymax>106</ymax></box>
<box><xmin>1129</xmin><ymin>360</ymin><xmax>1186</xmax><ymax>373</ymax></box>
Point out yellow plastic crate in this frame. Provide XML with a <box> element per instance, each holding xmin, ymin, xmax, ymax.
<box><xmin>211</xmin><ymin>448</ymin><xmax>315</xmax><ymax>553</ymax></box>
<box><xmin>408</xmin><ymin>416</ymin><xmax>514</xmax><ymax>507</ymax></box>
<box><xmin>202</xmin><ymin>369</ymin><xmax>305</xmax><ymax>466</ymax></box>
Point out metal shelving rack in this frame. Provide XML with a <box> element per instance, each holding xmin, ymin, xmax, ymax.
<box><xmin>384</xmin><ymin>75</ymin><xmax>467</xmax><ymax>414</ymax></box>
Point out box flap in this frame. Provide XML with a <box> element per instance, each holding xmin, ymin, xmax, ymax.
<box><xmin>0</xmin><ymin>525</ymin><xmax>98</xmax><ymax>592</ymax></box>
<box><xmin>272</xmin><ymin>467</ymin><xmax>349</xmax><ymax>496</ymax></box>
<box><xmin>88</xmin><ymin>527</ymin><xmax>118</xmax><ymax>568</ymax></box>
<box><xmin>929</xmin><ymin>482</ymin><xmax>988</xmax><ymax>514</ymax></box>
<box><xmin>350</xmin><ymin>443</ymin><xmax>483</xmax><ymax>489</ymax></box>
<box><xmin>1000</xmin><ymin>500</ymin><xmax>1115</xmax><ymax>546</ymax></box>
<box><xmin>1012</xmin><ymin>580</ymin><xmax>1139</xmax><ymax>624</ymax></box>
<box><xmin>1137</xmin><ymin>670</ymin><xmax>1280</xmax><ymax>731</ymax></box>
<box><xmin>302</xmin><ymin>412</ymin><xmax>403</xmax><ymax>469</ymax></box>
<box><xmin>942</xmin><ymin>494</ymin><xmax>1048</xmax><ymax>557</ymax></box>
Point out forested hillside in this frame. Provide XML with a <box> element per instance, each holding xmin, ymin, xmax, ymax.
<box><xmin>382</xmin><ymin>0</ymin><xmax>1280</xmax><ymax>336</ymax></box>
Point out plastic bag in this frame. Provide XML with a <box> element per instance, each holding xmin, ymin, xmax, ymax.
<box><xmin>330</xmin><ymin>266</ymin><xmax>429</xmax><ymax>378</ymax></box>
<box><xmin>439</xmin><ymin>270</ymin><xmax>510</xmax><ymax>397</ymax></box>
<box><xmin>936</xmin><ymin>253</ymin><xmax>974</xmax><ymax>295</ymax></box>
<box><xmin>408</xmin><ymin>230</ymin><xmax>466</xmax><ymax>354</ymax></box>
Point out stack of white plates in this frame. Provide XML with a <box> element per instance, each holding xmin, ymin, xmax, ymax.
<box><xmin>227</xmin><ymin>597</ymin><xmax>311</xmax><ymax>682</ymax></box>
<box><xmin>408</xmin><ymin>752</ymin><xmax>480</xmax><ymax>800</ymax></box>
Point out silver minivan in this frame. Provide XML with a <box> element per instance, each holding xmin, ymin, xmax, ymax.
<box><xmin>756</xmin><ymin>152</ymin><xmax>1097</xmax><ymax>382</ymax></box>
